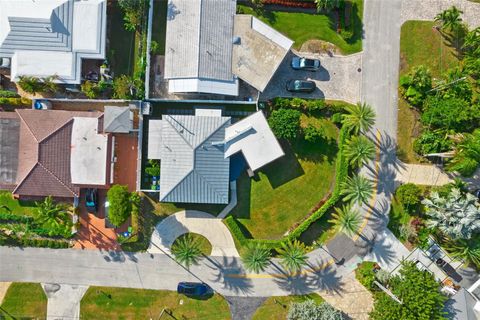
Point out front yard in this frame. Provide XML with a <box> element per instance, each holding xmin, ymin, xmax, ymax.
<box><xmin>238</xmin><ymin>0</ymin><xmax>363</xmax><ymax>54</ymax></box>
<box><xmin>231</xmin><ymin>113</ymin><xmax>339</xmax><ymax>240</ymax></box>
<box><xmin>80</xmin><ymin>286</ymin><xmax>231</xmax><ymax>320</ymax></box>
<box><xmin>0</xmin><ymin>283</ymin><xmax>47</xmax><ymax>319</ymax></box>
<box><xmin>252</xmin><ymin>294</ymin><xmax>324</xmax><ymax>320</ymax></box>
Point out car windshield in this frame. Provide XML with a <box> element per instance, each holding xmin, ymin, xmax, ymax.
<box><xmin>294</xmin><ymin>80</ymin><xmax>303</xmax><ymax>89</ymax></box>
<box><xmin>300</xmin><ymin>59</ymin><xmax>314</xmax><ymax>67</ymax></box>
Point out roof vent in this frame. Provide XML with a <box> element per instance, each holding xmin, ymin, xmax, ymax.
<box><xmin>233</xmin><ymin>36</ymin><xmax>241</xmax><ymax>45</ymax></box>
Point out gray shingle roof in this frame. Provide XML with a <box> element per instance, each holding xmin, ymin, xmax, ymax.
<box><xmin>164</xmin><ymin>0</ymin><xmax>236</xmax><ymax>81</ymax></box>
<box><xmin>159</xmin><ymin>114</ymin><xmax>231</xmax><ymax>204</ymax></box>
<box><xmin>103</xmin><ymin>106</ymin><xmax>132</xmax><ymax>133</ymax></box>
<box><xmin>0</xmin><ymin>0</ymin><xmax>73</xmax><ymax>57</ymax></box>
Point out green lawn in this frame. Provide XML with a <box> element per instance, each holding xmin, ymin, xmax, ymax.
<box><xmin>238</xmin><ymin>1</ymin><xmax>363</xmax><ymax>54</ymax></box>
<box><xmin>231</xmin><ymin>116</ymin><xmax>339</xmax><ymax>240</ymax></box>
<box><xmin>398</xmin><ymin>21</ymin><xmax>460</xmax><ymax>163</ymax></box>
<box><xmin>0</xmin><ymin>283</ymin><xmax>47</xmax><ymax>320</ymax></box>
<box><xmin>152</xmin><ymin>0</ymin><xmax>167</xmax><ymax>55</ymax></box>
<box><xmin>80</xmin><ymin>287</ymin><xmax>231</xmax><ymax>320</ymax></box>
<box><xmin>252</xmin><ymin>294</ymin><xmax>324</xmax><ymax>320</ymax></box>
<box><xmin>172</xmin><ymin>233</ymin><xmax>212</xmax><ymax>256</ymax></box>
<box><xmin>0</xmin><ymin>191</ymin><xmax>37</xmax><ymax>217</ymax></box>
<box><xmin>107</xmin><ymin>2</ymin><xmax>136</xmax><ymax>77</ymax></box>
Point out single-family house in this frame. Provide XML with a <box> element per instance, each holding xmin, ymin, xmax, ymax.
<box><xmin>0</xmin><ymin>0</ymin><xmax>106</xmax><ymax>84</ymax></box>
<box><xmin>147</xmin><ymin>110</ymin><xmax>284</xmax><ymax>204</ymax></box>
<box><xmin>164</xmin><ymin>0</ymin><xmax>293</xmax><ymax>96</ymax></box>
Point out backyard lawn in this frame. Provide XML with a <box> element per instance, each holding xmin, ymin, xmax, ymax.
<box><xmin>80</xmin><ymin>287</ymin><xmax>231</xmax><ymax>320</ymax></box>
<box><xmin>231</xmin><ymin>116</ymin><xmax>339</xmax><ymax>239</ymax></box>
<box><xmin>252</xmin><ymin>294</ymin><xmax>324</xmax><ymax>320</ymax></box>
<box><xmin>0</xmin><ymin>191</ymin><xmax>37</xmax><ymax>217</ymax></box>
<box><xmin>237</xmin><ymin>0</ymin><xmax>363</xmax><ymax>54</ymax></box>
<box><xmin>397</xmin><ymin>21</ymin><xmax>460</xmax><ymax>163</ymax></box>
<box><xmin>0</xmin><ymin>283</ymin><xmax>47</xmax><ymax>320</ymax></box>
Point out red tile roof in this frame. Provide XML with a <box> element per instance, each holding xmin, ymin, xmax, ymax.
<box><xmin>13</xmin><ymin>109</ymin><xmax>102</xmax><ymax>198</ymax></box>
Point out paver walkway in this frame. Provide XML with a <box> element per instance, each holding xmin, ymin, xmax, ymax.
<box><xmin>148</xmin><ymin>210</ymin><xmax>239</xmax><ymax>257</ymax></box>
<box><xmin>42</xmin><ymin>283</ymin><xmax>88</xmax><ymax>320</ymax></box>
<box><xmin>401</xmin><ymin>0</ymin><xmax>480</xmax><ymax>27</ymax></box>
<box><xmin>396</xmin><ymin>163</ymin><xmax>453</xmax><ymax>186</ymax></box>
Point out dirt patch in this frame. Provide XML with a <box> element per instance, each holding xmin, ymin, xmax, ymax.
<box><xmin>298</xmin><ymin>40</ymin><xmax>341</xmax><ymax>55</ymax></box>
<box><xmin>0</xmin><ymin>282</ymin><xmax>12</xmax><ymax>305</ymax></box>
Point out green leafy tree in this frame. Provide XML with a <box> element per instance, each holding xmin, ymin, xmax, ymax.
<box><xmin>107</xmin><ymin>185</ymin><xmax>132</xmax><ymax>227</ymax></box>
<box><xmin>171</xmin><ymin>234</ymin><xmax>202</xmax><ymax>268</ymax></box>
<box><xmin>288</xmin><ymin>300</ymin><xmax>344</xmax><ymax>320</ymax></box>
<box><xmin>145</xmin><ymin>159</ymin><xmax>160</xmax><ymax>177</ymax></box>
<box><xmin>112</xmin><ymin>75</ymin><xmax>137</xmax><ymax>99</ymax></box>
<box><xmin>118</xmin><ymin>0</ymin><xmax>147</xmax><ymax>32</ymax></box>
<box><xmin>370</xmin><ymin>261</ymin><xmax>447</xmax><ymax>320</ymax></box>
<box><xmin>314</xmin><ymin>0</ymin><xmax>342</xmax><ymax>13</ymax></box>
<box><xmin>303</xmin><ymin>125</ymin><xmax>328</xmax><ymax>143</ymax></box>
<box><xmin>435</xmin><ymin>6</ymin><xmax>463</xmax><ymax>32</ymax></box>
<box><xmin>330</xmin><ymin>204</ymin><xmax>362</xmax><ymax>238</ymax></box>
<box><xmin>278</xmin><ymin>240</ymin><xmax>308</xmax><ymax>273</ymax></box>
<box><xmin>34</xmin><ymin>196</ymin><xmax>69</xmax><ymax>231</ymax></box>
<box><xmin>81</xmin><ymin>81</ymin><xmax>100</xmax><ymax>99</ymax></box>
<box><xmin>444</xmin><ymin>237</ymin><xmax>480</xmax><ymax>268</ymax></box>
<box><xmin>342</xmin><ymin>102</ymin><xmax>376</xmax><ymax>135</ymax></box>
<box><xmin>449</xmin><ymin>129</ymin><xmax>480</xmax><ymax>176</ymax></box>
<box><xmin>421</xmin><ymin>96</ymin><xmax>479</xmax><ymax>132</ymax></box>
<box><xmin>341</xmin><ymin>175</ymin><xmax>374</xmax><ymax>205</ymax></box>
<box><xmin>241</xmin><ymin>243</ymin><xmax>271</xmax><ymax>273</ymax></box>
<box><xmin>413</xmin><ymin>130</ymin><xmax>452</xmax><ymax>156</ymax></box>
<box><xmin>268</xmin><ymin>108</ymin><xmax>301</xmax><ymax>140</ymax></box>
<box><xmin>399</xmin><ymin>65</ymin><xmax>432</xmax><ymax>107</ymax></box>
<box><xmin>395</xmin><ymin>183</ymin><xmax>422</xmax><ymax>212</ymax></box>
<box><xmin>422</xmin><ymin>188</ymin><xmax>480</xmax><ymax>239</ymax></box>
<box><xmin>344</xmin><ymin>135</ymin><xmax>376</xmax><ymax>168</ymax></box>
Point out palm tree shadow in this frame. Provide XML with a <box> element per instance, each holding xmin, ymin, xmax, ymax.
<box><xmin>204</xmin><ymin>256</ymin><xmax>254</xmax><ymax>295</ymax></box>
<box><xmin>273</xmin><ymin>272</ymin><xmax>311</xmax><ymax>295</ymax></box>
<box><xmin>306</xmin><ymin>261</ymin><xmax>345</xmax><ymax>295</ymax></box>
<box><xmin>375</xmin><ymin>133</ymin><xmax>406</xmax><ymax>172</ymax></box>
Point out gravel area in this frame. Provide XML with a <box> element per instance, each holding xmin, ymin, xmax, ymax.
<box><xmin>260</xmin><ymin>50</ymin><xmax>362</xmax><ymax>104</ymax></box>
<box><xmin>225</xmin><ymin>296</ymin><xmax>267</xmax><ymax>320</ymax></box>
<box><xmin>401</xmin><ymin>0</ymin><xmax>480</xmax><ymax>27</ymax></box>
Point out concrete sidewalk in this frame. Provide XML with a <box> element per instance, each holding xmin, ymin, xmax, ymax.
<box><xmin>148</xmin><ymin>210</ymin><xmax>239</xmax><ymax>257</ymax></box>
<box><xmin>396</xmin><ymin>163</ymin><xmax>453</xmax><ymax>186</ymax></box>
<box><xmin>42</xmin><ymin>284</ymin><xmax>88</xmax><ymax>320</ymax></box>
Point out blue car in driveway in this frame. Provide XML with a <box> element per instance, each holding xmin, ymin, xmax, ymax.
<box><xmin>177</xmin><ymin>282</ymin><xmax>210</xmax><ymax>297</ymax></box>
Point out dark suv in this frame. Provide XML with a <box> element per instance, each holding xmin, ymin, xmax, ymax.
<box><xmin>85</xmin><ymin>189</ymin><xmax>98</xmax><ymax>213</ymax></box>
<box><xmin>177</xmin><ymin>282</ymin><xmax>210</xmax><ymax>297</ymax></box>
<box><xmin>286</xmin><ymin>80</ymin><xmax>316</xmax><ymax>93</ymax></box>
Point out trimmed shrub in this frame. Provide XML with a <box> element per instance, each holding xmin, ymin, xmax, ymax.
<box><xmin>355</xmin><ymin>261</ymin><xmax>377</xmax><ymax>290</ymax></box>
<box><xmin>0</xmin><ymin>213</ymin><xmax>34</xmax><ymax>223</ymax></box>
<box><xmin>0</xmin><ymin>90</ymin><xmax>20</xmax><ymax>98</ymax></box>
<box><xmin>331</xmin><ymin>112</ymin><xmax>343</xmax><ymax>124</ymax></box>
<box><xmin>0</xmin><ymin>97</ymin><xmax>32</xmax><ymax>107</ymax></box>
<box><xmin>107</xmin><ymin>185</ymin><xmax>132</xmax><ymax>227</ymax></box>
<box><xmin>303</xmin><ymin>125</ymin><xmax>328</xmax><ymax>143</ymax></box>
<box><xmin>268</xmin><ymin>108</ymin><xmax>301</xmax><ymax>140</ymax></box>
<box><xmin>395</xmin><ymin>183</ymin><xmax>422</xmax><ymax>213</ymax></box>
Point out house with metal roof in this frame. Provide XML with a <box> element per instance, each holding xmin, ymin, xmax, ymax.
<box><xmin>164</xmin><ymin>0</ymin><xmax>293</xmax><ymax>96</ymax></box>
<box><xmin>0</xmin><ymin>0</ymin><xmax>106</xmax><ymax>84</ymax></box>
<box><xmin>147</xmin><ymin>110</ymin><xmax>284</xmax><ymax>204</ymax></box>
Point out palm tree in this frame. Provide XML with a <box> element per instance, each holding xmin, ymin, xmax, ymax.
<box><xmin>34</xmin><ymin>196</ymin><xmax>68</xmax><ymax>230</ymax></box>
<box><xmin>314</xmin><ymin>0</ymin><xmax>341</xmax><ymax>12</ymax></box>
<box><xmin>344</xmin><ymin>135</ymin><xmax>376</xmax><ymax>168</ymax></box>
<box><xmin>342</xmin><ymin>102</ymin><xmax>376</xmax><ymax>135</ymax></box>
<box><xmin>444</xmin><ymin>237</ymin><xmax>480</xmax><ymax>268</ymax></box>
<box><xmin>278</xmin><ymin>240</ymin><xmax>308</xmax><ymax>273</ymax></box>
<box><xmin>341</xmin><ymin>175</ymin><xmax>374</xmax><ymax>205</ymax></box>
<box><xmin>329</xmin><ymin>204</ymin><xmax>362</xmax><ymax>238</ymax></box>
<box><xmin>42</xmin><ymin>75</ymin><xmax>59</xmax><ymax>94</ymax></box>
<box><xmin>422</xmin><ymin>188</ymin><xmax>480</xmax><ymax>239</ymax></box>
<box><xmin>171</xmin><ymin>234</ymin><xmax>202</xmax><ymax>268</ymax></box>
<box><xmin>241</xmin><ymin>243</ymin><xmax>271</xmax><ymax>273</ymax></box>
<box><xmin>17</xmin><ymin>76</ymin><xmax>43</xmax><ymax>94</ymax></box>
<box><xmin>463</xmin><ymin>27</ymin><xmax>480</xmax><ymax>56</ymax></box>
<box><xmin>434</xmin><ymin>6</ymin><xmax>463</xmax><ymax>32</ymax></box>
<box><xmin>448</xmin><ymin>129</ymin><xmax>480</xmax><ymax>176</ymax></box>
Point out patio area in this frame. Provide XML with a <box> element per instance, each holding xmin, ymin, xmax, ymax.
<box><xmin>113</xmin><ymin>133</ymin><xmax>138</xmax><ymax>192</ymax></box>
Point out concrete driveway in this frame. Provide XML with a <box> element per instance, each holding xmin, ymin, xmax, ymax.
<box><xmin>148</xmin><ymin>210</ymin><xmax>239</xmax><ymax>257</ymax></box>
<box><xmin>260</xmin><ymin>50</ymin><xmax>362</xmax><ymax>104</ymax></box>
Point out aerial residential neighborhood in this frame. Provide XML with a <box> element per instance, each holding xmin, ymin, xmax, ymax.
<box><xmin>1</xmin><ymin>0</ymin><xmax>480</xmax><ymax>319</ymax></box>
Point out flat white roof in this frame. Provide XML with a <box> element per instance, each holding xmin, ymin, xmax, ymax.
<box><xmin>11</xmin><ymin>51</ymin><xmax>74</xmax><ymax>80</ymax></box>
<box><xmin>147</xmin><ymin>120</ymin><xmax>163</xmax><ymax>160</ymax></box>
<box><xmin>168</xmin><ymin>78</ymin><xmax>239</xmax><ymax>96</ymax></box>
<box><xmin>225</xmin><ymin>111</ymin><xmax>284</xmax><ymax>171</ymax></box>
<box><xmin>70</xmin><ymin>117</ymin><xmax>108</xmax><ymax>185</ymax></box>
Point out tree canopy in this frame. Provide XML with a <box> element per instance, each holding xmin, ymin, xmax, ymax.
<box><xmin>107</xmin><ymin>185</ymin><xmax>132</xmax><ymax>227</ymax></box>
<box><xmin>268</xmin><ymin>108</ymin><xmax>301</xmax><ymax>140</ymax></box>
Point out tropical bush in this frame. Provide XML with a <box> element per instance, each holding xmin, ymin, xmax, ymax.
<box><xmin>241</xmin><ymin>243</ymin><xmax>271</xmax><ymax>273</ymax></box>
<box><xmin>355</xmin><ymin>261</ymin><xmax>377</xmax><ymax>290</ymax></box>
<box><xmin>278</xmin><ymin>240</ymin><xmax>308</xmax><ymax>273</ymax></box>
<box><xmin>341</xmin><ymin>175</ymin><xmax>374</xmax><ymax>205</ymax></box>
<box><xmin>341</xmin><ymin>102</ymin><xmax>376</xmax><ymax>135</ymax></box>
<box><xmin>395</xmin><ymin>183</ymin><xmax>422</xmax><ymax>213</ymax></box>
<box><xmin>268</xmin><ymin>108</ymin><xmax>302</xmax><ymax>140</ymax></box>
<box><xmin>303</xmin><ymin>125</ymin><xmax>328</xmax><ymax>143</ymax></box>
<box><xmin>448</xmin><ymin>129</ymin><xmax>480</xmax><ymax>176</ymax></box>
<box><xmin>287</xmin><ymin>300</ymin><xmax>344</xmax><ymax>320</ymax></box>
<box><xmin>171</xmin><ymin>234</ymin><xmax>202</xmax><ymax>268</ymax></box>
<box><xmin>145</xmin><ymin>159</ymin><xmax>160</xmax><ymax>177</ymax></box>
<box><xmin>118</xmin><ymin>0</ymin><xmax>148</xmax><ymax>32</ymax></box>
<box><xmin>413</xmin><ymin>130</ymin><xmax>452</xmax><ymax>156</ymax></box>
<box><xmin>34</xmin><ymin>196</ymin><xmax>71</xmax><ymax>236</ymax></box>
<box><xmin>0</xmin><ymin>90</ymin><xmax>19</xmax><ymax>98</ymax></box>
<box><xmin>422</xmin><ymin>188</ymin><xmax>480</xmax><ymax>239</ymax></box>
<box><xmin>329</xmin><ymin>204</ymin><xmax>362</xmax><ymax>238</ymax></box>
<box><xmin>443</xmin><ymin>237</ymin><xmax>480</xmax><ymax>268</ymax></box>
<box><xmin>343</xmin><ymin>135</ymin><xmax>376</xmax><ymax>168</ymax></box>
<box><xmin>399</xmin><ymin>65</ymin><xmax>432</xmax><ymax>107</ymax></box>
<box><xmin>107</xmin><ymin>185</ymin><xmax>132</xmax><ymax>227</ymax></box>
<box><xmin>369</xmin><ymin>261</ymin><xmax>447</xmax><ymax>320</ymax></box>
<box><xmin>113</xmin><ymin>75</ymin><xmax>140</xmax><ymax>100</ymax></box>
<box><xmin>0</xmin><ymin>97</ymin><xmax>31</xmax><ymax>107</ymax></box>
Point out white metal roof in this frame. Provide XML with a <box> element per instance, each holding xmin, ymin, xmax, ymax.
<box><xmin>147</xmin><ymin>119</ymin><xmax>163</xmax><ymax>160</ymax></box>
<box><xmin>168</xmin><ymin>78</ymin><xmax>239</xmax><ymax>96</ymax></box>
<box><xmin>0</xmin><ymin>0</ymin><xmax>106</xmax><ymax>84</ymax></box>
<box><xmin>70</xmin><ymin>117</ymin><xmax>108</xmax><ymax>185</ymax></box>
<box><xmin>224</xmin><ymin>111</ymin><xmax>284</xmax><ymax>171</ymax></box>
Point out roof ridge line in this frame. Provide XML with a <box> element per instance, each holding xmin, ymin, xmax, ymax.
<box><xmin>38</xmin><ymin>117</ymin><xmax>74</xmax><ymax>143</ymax></box>
<box><xmin>164</xmin><ymin>115</ymin><xmax>195</xmax><ymax>149</ymax></box>
<box><xmin>193</xmin><ymin>169</ymin><xmax>229</xmax><ymax>202</ymax></box>
<box><xmin>16</xmin><ymin>110</ymin><xmax>40</xmax><ymax>143</ymax></box>
<box><xmin>12</xmin><ymin>163</ymin><xmax>38</xmax><ymax>195</ymax></box>
<box><xmin>192</xmin><ymin>116</ymin><xmax>230</xmax><ymax>153</ymax></box>
<box><xmin>37</xmin><ymin>162</ymin><xmax>77</xmax><ymax>197</ymax></box>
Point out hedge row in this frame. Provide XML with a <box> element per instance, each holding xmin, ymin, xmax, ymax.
<box><xmin>224</xmin><ymin>125</ymin><xmax>350</xmax><ymax>251</ymax></box>
<box><xmin>262</xmin><ymin>0</ymin><xmax>316</xmax><ymax>8</ymax></box>
<box><xmin>0</xmin><ymin>97</ymin><xmax>32</xmax><ymax>106</ymax></box>
<box><xmin>0</xmin><ymin>90</ymin><xmax>20</xmax><ymax>98</ymax></box>
<box><xmin>0</xmin><ymin>212</ymin><xmax>34</xmax><ymax>224</ymax></box>
<box><xmin>0</xmin><ymin>236</ymin><xmax>70</xmax><ymax>249</ymax></box>
<box><xmin>30</xmin><ymin>227</ymin><xmax>73</xmax><ymax>239</ymax></box>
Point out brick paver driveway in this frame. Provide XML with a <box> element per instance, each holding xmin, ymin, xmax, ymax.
<box><xmin>260</xmin><ymin>50</ymin><xmax>362</xmax><ymax>104</ymax></box>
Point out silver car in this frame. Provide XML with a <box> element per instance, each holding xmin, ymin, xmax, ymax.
<box><xmin>291</xmin><ymin>57</ymin><xmax>321</xmax><ymax>71</ymax></box>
